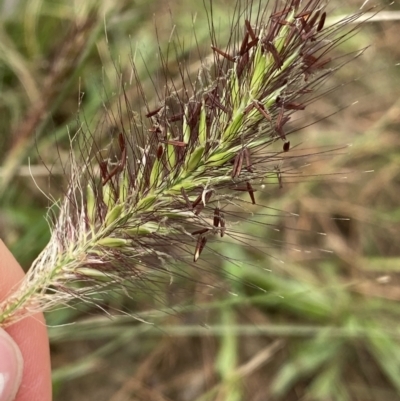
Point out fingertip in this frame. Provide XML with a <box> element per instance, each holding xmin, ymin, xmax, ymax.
<box><xmin>0</xmin><ymin>328</ymin><xmax>23</xmax><ymax>401</ymax></box>
<box><xmin>6</xmin><ymin>315</ymin><xmax>52</xmax><ymax>401</ymax></box>
<box><xmin>0</xmin><ymin>241</ymin><xmax>52</xmax><ymax>401</ymax></box>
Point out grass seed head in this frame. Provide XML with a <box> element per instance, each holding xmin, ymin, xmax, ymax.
<box><xmin>0</xmin><ymin>0</ymin><xmax>375</xmax><ymax>327</ymax></box>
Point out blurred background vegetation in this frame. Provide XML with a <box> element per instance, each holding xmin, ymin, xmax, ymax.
<box><xmin>1</xmin><ymin>0</ymin><xmax>400</xmax><ymax>400</ymax></box>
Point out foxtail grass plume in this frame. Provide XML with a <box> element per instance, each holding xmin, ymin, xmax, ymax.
<box><xmin>0</xmin><ymin>0</ymin><xmax>374</xmax><ymax>327</ymax></box>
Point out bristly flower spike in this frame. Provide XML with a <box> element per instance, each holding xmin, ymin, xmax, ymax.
<box><xmin>0</xmin><ymin>0</ymin><xmax>374</xmax><ymax>326</ymax></box>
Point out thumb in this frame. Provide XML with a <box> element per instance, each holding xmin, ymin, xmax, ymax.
<box><xmin>0</xmin><ymin>328</ymin><xmax>23</xmax><ymax>401</ymax></box>
<box><xmin>0</xmin><ymin>240</ymin><xmax>52</xmax><ymax>401</ymax></box>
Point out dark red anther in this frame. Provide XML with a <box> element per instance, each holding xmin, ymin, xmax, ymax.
<box><xmin>252</xmin><ymin>100</ymin><xmax>272</xmax><ymax>121</ymax></box>
<box><xmin>193</xmin><ymin>190</ymin><xmax>213</xmax><ymax>216</ymax></box>
<box><xmin>99</xmin><ymin>160</ymin><xmax>109</xmax><ymax>183</ymax></box>
<box><xmin>231</xmin><ymin>183</ymin><xmax>256</xmax><ymax>204</ymax></box>
<box><xmin>299</xmin><ymin>17</ymin><xmax>311</xmax><ymax>33</ymax></box>
<box><xmin>283</xmin><ymin>141</ymin><xmax>290</xmax><ymax>152</ymax></box>
<box><xmin>118</xmin><ymin>133</ymin><xmax>126</xmax><ymax>152</ymax></box>
<box><xmin>188</xmin><ymin>101</ymin><xmax>202</xmax><ymax>131</ymax></box>
<box><xmin>307</xmin><ymin>10</ymin><xmax>320</xmax><ymax>29</ymax></box>
<box><xmin>213</xmin><ymin>207</ymin><xmax>220</xmax><ymax>228</ymax></box>
<box><xmin>211</xmin><ymin>45</ymin><xmax>235</xmax><ymax>62</ymax></box>
<box><xmin>265</xmin><ymin>41</ymin><xmax>283</xmax><ymax>68</ymax></box>
<box><xmin>191</xmin><ymin>228</ymin><xmax>210</xmax><ymax>236</ymax></box>
<box><xmin>287</xmin><ymin>102</ymin><xmax>305</xmax><ymax>110</ymax></box>
<box><xmin>317</xmin><ymin>12</ymin><xmax>326</xmax><ymax>32</ymax></box>
<box><xmin>245</xmin><ymin>19</ymin><xmax>257</xmax><ymax>41</ymax></box>
<box><xmin>239</xmin><ymin>32</ymin><xmax>249</xmax><ymax>56</ymax></box>
<box><xmin>277</xmin><ymin>100</ymin><xmax>306</xmax><ymax>110</ymax></box>
<box><xmin>247</xmin><ymin>182</ymin><xmax>256</xmax><ymax>204</ymax></box>
<box><xmin>237</xmin><ymin>52</ymin><xmax>250</xmax><ymax>78</ymax></box>
<box><xmin>145</xmin><ymin>106</ymin><xmax>163</xmax><ymax>118</ymax></box>
<box><xmin>232</xmin><ymin>151</ymin><xmax>244</xmax><ymax>178</ymax></box>
<box><xmin>102</xmin><ymin>164</ymin><xmax>118</xmax><ymax>186</ymax></box>
<box><xmin>157</xmin><ymin>144</ymin><xmax>164</xmax><ymax>159</ymax></box>
<box><xmin>191</xmin><ymin>193</ymin><xmax>202</xmax><ymax>208</ymax></box>
<box><xmin>245</xmin><ymin>38</ymin><xmax>259</xmax><ymax>52</ymax></box>
<box><xmin>194</xmin><ymin>236</ymin><xmax>207</xmax><ymax>262</ymax></box>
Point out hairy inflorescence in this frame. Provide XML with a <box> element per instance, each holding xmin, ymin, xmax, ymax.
<box><xmin>0</xmin><ymin>0</ymin><xmax>374</xmax><ymax>326</ymax></box>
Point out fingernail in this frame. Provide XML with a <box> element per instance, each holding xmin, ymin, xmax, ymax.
<box><xmin>0</xmin><ymin>329</ymin><xmax>23</xmax><ymax>401</ymax></box>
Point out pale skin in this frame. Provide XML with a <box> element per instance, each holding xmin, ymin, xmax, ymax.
<box><xmin>0</xmin><ymin>241</ymin><xmax>52</xmax><ymax>401</ymax></box>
